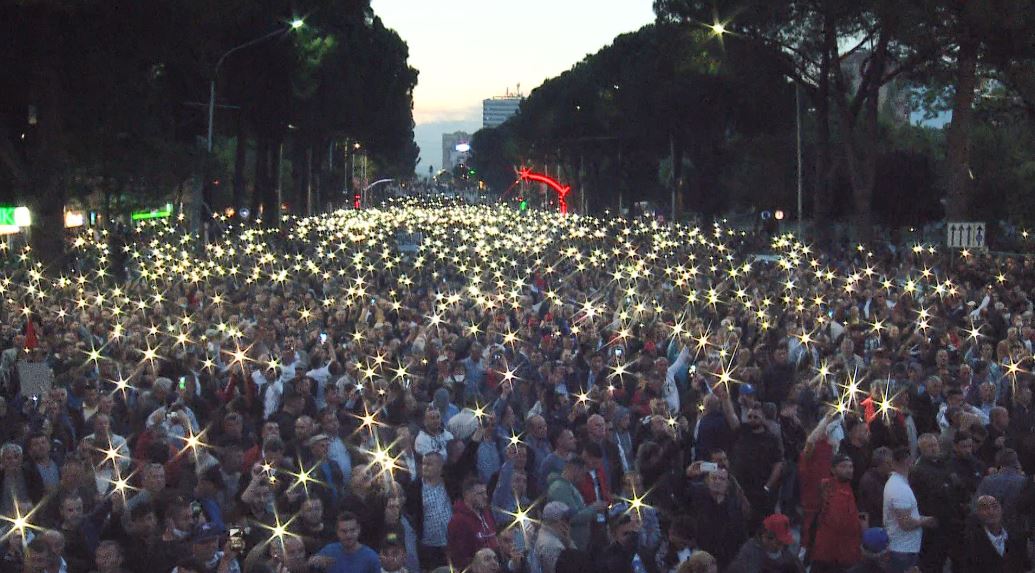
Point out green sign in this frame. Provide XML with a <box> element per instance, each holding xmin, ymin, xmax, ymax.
<box><xmin>0</xmin><ymin>207</ymin><xmax>15</xmax><ymax>226</ymax></box>
<box><xmin>131</xmin><ymin>204</ymin><xmax>173</xmax><ymax>221</ymax></box>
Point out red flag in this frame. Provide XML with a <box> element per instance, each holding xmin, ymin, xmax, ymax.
<box><xmin>24</xmin><ymin>319</ymin><xmax>38</xmax><ymax>350</ymax></box>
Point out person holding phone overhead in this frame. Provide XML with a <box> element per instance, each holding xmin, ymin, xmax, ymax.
<box><xmin>808</xmin><ymin>454</ymin><xmax>864</xmax><ymax>571</ymax></box>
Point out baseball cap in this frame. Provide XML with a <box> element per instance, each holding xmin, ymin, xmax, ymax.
<box><xmin>861</xmin><ymin>527</ymin><xmax>889</xmax><ymax>553</ymax></box>
<box><xmin>762</xmin><ymin>514</ymin><xmax>794</xmax><ymax>545</ymax></box>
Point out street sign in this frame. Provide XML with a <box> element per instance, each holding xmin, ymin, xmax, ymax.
<box><xmin>946</xmin><ymin>221</ymin><xmax>986</xmax><ymax>249</ymax></box>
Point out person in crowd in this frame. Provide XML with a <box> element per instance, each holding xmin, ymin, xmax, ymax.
<box><xmin>546</xmin><ymin>456</ymin><xmax>605</xmax><ymax>551</ymax></box>
<box><xmin>683</xmin><ymin>464</ymin><xmax>747</xmax><ymax>570</ymax></box>
<box><xmin>845</xmin><ymin>528</ymin><xmax>891</xmax><ymax>573</ymax></box>
<box><xmin>726</xmin><ymin>513</ymin><xmax>804</xmax><ymax>573</ymax></box>
<box><xmin>446</xmin><ymin>478</ymin><xmax>497</xmax><ymax>568</ymax></box>
<box><xmin>0</xmin><ymin>204</ymin><xmax>1032</xmax><ymax>573</ymax></box>
<box><xmin>534</xmin><ymin>502</ymin><xmax>576</xmax><ymax>573</ymax></box>
<box><xmin>960</xmin><ymin>495</ymin><xmax>1030</xmax><ymax>572</ymax></box>
<box><xmin>884</xmin><ymin>447</ymin><xmax>937</xmax><ymax>573</ymax></box>
<box><xmin>310</xmin><ymin>511</ymin><xmax>380</xmax><ymax>573</ymax></box>
<box><xmin>809</xmin><ymin>454</ymin><xmax>864</xmax><ymax>572</ymax></box>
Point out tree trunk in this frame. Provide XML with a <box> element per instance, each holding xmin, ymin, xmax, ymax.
<box><xmin>670</xmin><ymin>133</ymin><xmax>683</xmax><ymax>220</ymax></box>
<box><xmin>251</xmin><ymin>135</ymin><xmax>269</xmax><ymax>220</ymax></box>
<box><xmin>312</xmin><ymin>138</ymin><xmax>325</xmax><ymax>213</ymax></box>
<box><xmin>261</xmin><ymin>138</ymin><xmax>279</xmax><ymax>225</ymax></box>
<box><xmin>840</xmin><ymin>86</ymin><xmax>881</xmax><ymax>244</ymax></box>
<box><xmin>27</xmin><ymin>67</ymin><xmax>67</xmax><ymax>273</ymax></box>
<box><xmin>232</xmin><ymin>117</ymin><xmax>247</xmax><ymax>210</ymax></box>
<box><xmin>944</xmin><ymin>35</ymin><xmax>979</xmax><ymax>220</ymax></box>
<box><xmin>812</xmin><ymin>8</ymin><xmax>836</xmax><ymax>243</ymax></box>
<box><xmin>291</xmin><ymin>139</ymin><xmax>307</xmax><ymax>215</ymax></box>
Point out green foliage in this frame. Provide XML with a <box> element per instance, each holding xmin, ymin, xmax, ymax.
<box><xmin>0</xmin><ymin>0</ymin><xmax>420</xmax><ymax>230</ymax></box>
<box><xmin>471</xmin><ymin>22</ymin><xmax>797</xmax><ymax>216</ymax></box>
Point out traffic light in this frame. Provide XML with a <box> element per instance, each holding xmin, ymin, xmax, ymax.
<box><xmin>518</xmin><ymin>198</ymin><xmax>527</xmax><ymax>211</ymax></box>
<box><xmin>354</xmin><ymin>192</ymin><xmax>361</xmax><ymax>209</ymax></box>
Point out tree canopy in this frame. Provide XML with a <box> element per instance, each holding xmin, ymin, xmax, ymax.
<box><xmin>0</xmin><ymin>0</ymin><xmax>419</xmax><ymax>269</ymax></box>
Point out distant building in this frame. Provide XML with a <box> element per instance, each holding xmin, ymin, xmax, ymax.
<box><xmin>483</xmin><ymin>92</ymin><xmax>523</xmax><ymax>128</ymax></box>
<box><xmin>442</xmin><ymin>131</ymin><xmax>471</xmax><ymax>171</ymax></box>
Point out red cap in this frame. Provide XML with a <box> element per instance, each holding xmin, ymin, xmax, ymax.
<box><xmin>763</xmin><ymin>514</ymin><xmax>794</xmax><ymax>545</ymax></box>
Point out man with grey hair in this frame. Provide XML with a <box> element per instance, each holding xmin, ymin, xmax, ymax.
<box><xmin>0</xmin><ymin>442</ymin><xmax>29</xmax><ymax>516</ymax></box>
<box><xmin>534</xmin><ymin>501</ymin><xmax>574</xmax><ymax>573</ymax></box>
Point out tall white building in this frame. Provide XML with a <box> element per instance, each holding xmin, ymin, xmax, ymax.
<box><xmin>482</xmin><ymin>94</ymin><xmax>523</xmax><ymax>128</ymax></box>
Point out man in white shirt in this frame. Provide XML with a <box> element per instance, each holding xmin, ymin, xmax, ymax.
<box><xmin>415</xmin><ymin>406</ymin><xmax>454</xmax><ymax>459</ymax></box>
<box><xmin>251</xmin><ymin>359</ymin><xmax>283</xmax><ymax>421</ymax></box>
<box><xmin>883</xmin><ymin>447</ymin><xmax>937</xmax><ymax>573</ymax></box>
<box><xmin>84</xmin><ymin>414</ymin><xmax>131</xmax><ymax>473</ymax></box>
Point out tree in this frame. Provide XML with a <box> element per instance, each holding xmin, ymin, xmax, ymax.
<box><xmin>0</xmin><ymin>0</ymin><xmax>205</xmax><ymax>270</ymax></box>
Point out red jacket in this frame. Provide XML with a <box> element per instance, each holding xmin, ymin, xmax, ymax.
<box><xmin>576</xmin><ymin>464</ymin><xmax>613</xmax><ymax>506</ymax></box>
<box><xmin>798</xmin><ymin>439</ymin><xmax>834</xmax><ymax>545</ymax></box>
<box><xmin>446</xmin><ymin>500</ymin><xmax>498</xmax><ymax>568</ymax></box>
<box><xmin>811</xmin><ymin>477</ymin><xmax>862</xmax><ymax>565</ymax></box>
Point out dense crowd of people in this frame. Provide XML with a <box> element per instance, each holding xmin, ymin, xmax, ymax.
<box><xmin>0</xmin><ymin>202</ymin><xmax>1034</xmax><ymax>573</ymax></box>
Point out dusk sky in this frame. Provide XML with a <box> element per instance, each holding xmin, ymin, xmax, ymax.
<box><xmin>371</xmin><ymin>0</ymin><xmax>656</xmax><ymax>172</ymax></box>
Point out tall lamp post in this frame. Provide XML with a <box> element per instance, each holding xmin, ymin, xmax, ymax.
<box><xmin>207</xmin><ymin>19</ymin><xmax>304</xmax><ymax>153</ymax></box>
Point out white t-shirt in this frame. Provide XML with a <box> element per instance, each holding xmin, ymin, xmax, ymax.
<box><xmin>883</xmin><ymin>472</ymin><xmax>922</xmax><ymax>553</ymax></box>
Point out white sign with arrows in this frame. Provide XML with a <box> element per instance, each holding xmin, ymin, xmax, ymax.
<box><xmin>946</xmin><ymin>221</ymin><xmax>986</xmax><ymax>249</ymax></box>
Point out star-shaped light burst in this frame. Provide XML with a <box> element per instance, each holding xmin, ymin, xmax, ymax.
<box><xmin>177</xmin><ymin>427</ymin><xmax>210</xmax><ymax>460</ymax></box>
<box><xmin>1004</xmin><ymin>356</ymin><xmax>1028</xmax><ymax>385</ymax></box>
<box><xmin>253</xmin><ymin>506</ymin><xmax>299</xmax><ymax>552</ymax></box>
<box><xmin>138</xmin><ymin>342</ymin><xmax>163</xmax><ymax>368</ymax></box>
<box><xmin>618</xmin><ymin>486</ymin><xmax>653</xmax><ymax>519</ymax></box>
<box><xmin>364</xmin><ymin>437</ymin><xmax>404</xmax><ymax>484</ymax></box>
<box><xmin>966</xmin><ymin>323</ymin><xmax>984</xmax><ymax>342</ymax></box>
<box><xmin>0</xmin><ymin>501</ymin><xmax>43</xmax><ymax>542</ymax></box>
<box><xmin>506</xmin><ymin>432</ymin><xmax>524</xmax><ymax>448</ymax></box>
<box><xmin>353</xmin><ymin>405</ymin><xmax>384</xmax><ymax>435</ymax></box>
<box><xmin>875</xmin><ymin>386</ymin><xmax>901</xmax><ymax>423</ymax></box>
<box><xmin>225</xmin><ymin>344</ymin><xmax>252</xmax><ymax>369</ymax></box>
<box><xmin>500</xmin><ymin>500</ymin><xmax>538</xmax><ymax>532</ymax></box>
<box><xmin>285</xmin><ymin>462</ymin><xmax>324</xmax><ymax>495</ymax></box>
<box><xmin>83</xmin><ymin>342</ymin><xmax>105</xmax><ymax>367</ymax></box>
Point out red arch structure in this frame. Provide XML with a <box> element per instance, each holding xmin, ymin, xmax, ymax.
<box><xmin>518</xmin><ymin>167</ymin><xmax>571</xmax><ymax>214</ymax></box>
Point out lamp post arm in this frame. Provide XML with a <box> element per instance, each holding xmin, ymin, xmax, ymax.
<box><xmin>214</xmin><ymin>26</ymin><xmax>290</xmax><ymax>77</ymax></box>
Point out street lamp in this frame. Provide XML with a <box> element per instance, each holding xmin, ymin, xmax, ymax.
<box><xmin>206</xmin><ymin>19</ymin><xmax>304</xmax><ymax>153</ymax></box>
